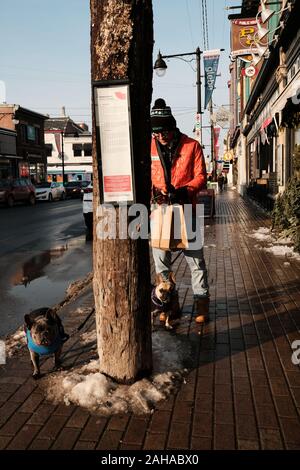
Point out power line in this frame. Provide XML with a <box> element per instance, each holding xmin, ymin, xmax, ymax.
<box><xmin>201</xmin><ymin>0</ymin><xmax>209</xmax><ymax>51</ymax></box>
<box><xmin>201</xmin><ymin>0</ymin><xmax>207</xmax><ymax>50</ymax></box>
<box><xmin>185</xmin><ymin>0</ymin><xmax>195</xmax><ymax>48</ymax></box>
<box><xmin>204</xmin><ymin>0</ymin><xmax>209</xmax><ymax>50</ymax></box>
<box><xmin>197</xmin><ymin>1</ymin><xmax>204</xmax><ymax>50</ymax></box>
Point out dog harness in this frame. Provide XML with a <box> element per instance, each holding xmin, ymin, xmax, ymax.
<box><xmin>26</xmin><ymin>329</ymin><xmax>63</xmax><ymax>356</ymax></box>
<box><xmin>151</xmin><ymin>287</ymin><xmax>171</xmax><ymax>312</ymax></box>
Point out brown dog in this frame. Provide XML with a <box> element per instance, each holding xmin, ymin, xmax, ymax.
<box><xmin>151</xmin><ymin>272</ymin><xmax>180</xmax><ymax>329</ymax></box>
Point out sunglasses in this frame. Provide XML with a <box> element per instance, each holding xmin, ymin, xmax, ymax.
<box><xmin>152</xmin><ymin>130</ymin><xmax>172</xmax><ymax>138</ymax></box>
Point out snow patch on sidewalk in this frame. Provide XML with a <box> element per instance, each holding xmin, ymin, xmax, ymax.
<box><xmin>43</xmin><ymin>330</ymin><xmax>196</xmax><ymax>415</ymax></box>
<box><xmin>5</xmin><ymin>328</ymin><xmax>26</xmax><ymax>358</ymax></box>
<box><xmin>248</xmin><ymin>227</ymin><xmax>273</xmax><ymax>242</ymax></box>
<box><xmin>248</xmin><ymin>227</ymin><xmax>300</xmax><ymax>261</ymax></box>
<box><xmin>80</xmin><ymin>330</ymin><xmax>97</xmax><ymax>345</ymax></box>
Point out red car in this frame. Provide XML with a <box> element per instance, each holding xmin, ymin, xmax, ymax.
<box><xmin>65</xmin><ymin>181</ymin><xmax>83</xmax><ymax>199</ymax></box>
<box><xmin>0</xmin><ymin>178</ymin><xmax>36</xmax><ymax>207</ymax></box>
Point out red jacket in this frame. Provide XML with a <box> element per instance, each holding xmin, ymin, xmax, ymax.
<box><xmin>151</xmin><ymin>133</ymin><xmax>207</xmax><ymax>204</ymax></box>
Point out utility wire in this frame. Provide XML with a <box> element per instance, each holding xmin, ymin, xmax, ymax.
<box><xmin>204</xmin><ymin>0</ymin><xmax>209</xmax><ymax>50</ymax></box>
<box><xmin>186</xmin><ymin>0</ymin><xmax>195</xmax><ymax>48</ymax></box>
<box><xmin>201</xmin><ymin>0</ymin><xmax>207</xmax><ymax>50</ymax></box>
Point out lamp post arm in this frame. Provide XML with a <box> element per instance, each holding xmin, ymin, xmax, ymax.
<box><xmin>160</xmin><ymin>51</ymin><xmax>199</xmax><ymax>59</ymax></box>
<box><xmin>61</xmin><ymin>130</ymin><xmax>65</xmax><ymax>186</ymax></box>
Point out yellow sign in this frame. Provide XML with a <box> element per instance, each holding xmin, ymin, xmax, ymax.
<box><xmin>223</xmin><ymin>151</ymin><xmax>233</xmax><ymax>161</ymax></box>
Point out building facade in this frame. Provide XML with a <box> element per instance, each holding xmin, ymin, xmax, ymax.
<box><xmin>228</xmin><ymin>0</ymin><xmax>299</xmax><ymax>208</ymax></box>
<box><xmin>0</xmin><ymin>127</ymin><xmax>17</xmax><ymax>179</ymax></box>
<box><xmin>0</xmin><ymin>104</ymin><xmax>48</xmax><ymax>182</ymax></box>
<box><xmin>44</xmin><ymin>117</ymin><xmax>92</xmax><ymax>183</ymax></box>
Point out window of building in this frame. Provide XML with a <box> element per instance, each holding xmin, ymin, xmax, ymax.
<box><xmin>73</xmin><ymin>144</ymin><xmax>82</xmax><ymax>157</ymax></box>
<box><xmin>35</xmin><ymin>127</ymin><xmax>41</xmax><ymax>145</ymax></box>
<box><xmin>20</xmin><ymin>124</ymin><xmax>27</xmax><ymax>143</ymax></box>
<box><xmin>83</xmin><ymin>143</ymin><xmax>92</xmax><ymax>156</ymax></box>
<box><xmin>27</xmin><ymin>125</ymin><xmax>36</xmax><ymax>142</ymax></box>
<box><xmin>45</xmin><ymin>144</ymin><xmax>53</xmax><ymax>156</ymax></box>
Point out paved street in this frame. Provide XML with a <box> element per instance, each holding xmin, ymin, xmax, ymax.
<box><xmin>0</xmin><ymin>200</ymin><xmax>92</xmax><ymax>337</ymax></box>
<box><xmin>0</xmin><ymin>190</ymin><xmax>299</xmax><ymax>451</ymax></box>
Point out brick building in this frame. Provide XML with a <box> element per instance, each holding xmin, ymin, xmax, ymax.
<box><xmin>0</xmin><ymin>104</ymin><xmax>48</xmax><ymax>182</ymax></box>
<box><xmin>228</xmin><ymin>0</ymin><xmax>300</xmax><ymax>208</ymax></box>
<box><xmin>0</xmin><ymin>127</ymin><xmax>17</xmax><ymax>179</ymax></box>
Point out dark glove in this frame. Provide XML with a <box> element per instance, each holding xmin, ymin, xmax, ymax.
<box><xmin>171</xmin><ymin>186</ymin><xmax>189</xmax><ymax>204</ymax></box>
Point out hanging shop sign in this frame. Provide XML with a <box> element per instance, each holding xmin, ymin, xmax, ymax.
<box><xmin>93</xmin><ymin>80</ymin><xmax>135</xmax><ymax>205</ymax></box>
<box><xmin>230</xmin><ymin>18</ymin><xmax>258</xmax><ymax>58</ymax></box>
<box><xmin>242</xmin><ymin>65</ymin><xmax>257</xmax><ymax>78</ymax></box>
<box><xmin>203</xmin><ymin>49</ymin><xmax>221</xmax><ymax>109</ymax></box>
<box><xmin>213</xmin><ymin>106</ymin><xmax>233</xmax><ymax>125</ymax></box>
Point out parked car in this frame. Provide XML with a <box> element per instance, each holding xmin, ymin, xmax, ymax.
<box><xmin>82</xmin><ymin>182</ymin><xmax>93</xmax><ymax>231</ymax></box>
<box><xmin>35</xmin><ymin>182</ymin><xmax>66</xmax><ymax>202</ymax></box>
<box><xmin>65</xmin><ymin>181</ymin><xmax>83</xmax><ymax>199</ymax></box>
<box><xmin>0</xmin><ymin>178</ymin><xmax>36</xmax><ymax>207</ymax></box>
<box><xmin>80</xmin><ymin>181</ymin><xmax>90</xmax><ymax>199</ymax></box>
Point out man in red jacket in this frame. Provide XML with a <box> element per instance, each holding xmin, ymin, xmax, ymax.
<box><xmin>150</xmin><ymin>98</ymin><xmax>209</xmax><ymax>323</ymax></box>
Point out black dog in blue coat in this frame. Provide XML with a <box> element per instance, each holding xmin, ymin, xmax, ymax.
<box><xmin>24</xmin><ymin>307</ymin><xmax>69</xmax><ymax>379</ymax></box>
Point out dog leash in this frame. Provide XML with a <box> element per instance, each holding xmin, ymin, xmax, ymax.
<box><xmin>160</xmin><ymin>249</ymin><xmax>183</xmax><ymax>271</ymax></box>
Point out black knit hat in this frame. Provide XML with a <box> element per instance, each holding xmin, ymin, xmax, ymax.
<box><xmin>150</xmin><ymin>98</ymin><xmax>176</xmax><ymax>132</ymax></box>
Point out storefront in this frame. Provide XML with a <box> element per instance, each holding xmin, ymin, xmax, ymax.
<box><xmin>29</xmin><ymin>160</ymin><xmax>46</xmax><ymax>183</ymax></box>
<box><xmin>0</xmin><ymin>128</ymin><xmax>19</xmax><ymax>179</ymax></box>
<box><xmin>47</xmin><ymin>165</ymin><xmax>92</xmax><ymax>183</ymax></box>
<box><xmin>281</xmin><ymin>98</ymin><xmax>300</xmax><ymax>179</ymax></box>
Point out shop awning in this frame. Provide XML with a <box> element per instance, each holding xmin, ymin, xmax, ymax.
<box><xmin>271</xmin><ymin>71</ymin><xmax>300</xmax><ymax>116</ymax></box>
<box><xmin>261</xmin><ymin>117</ymin><xmax>273</xmax><ymax>131</ymax></box>
<box><xmin>0</xmin><ymin>154</ymin><xmax>22</xmax><ymax>160</ymax></box>
<box><xmin>47</xmin><ymin>165</ymin><xmax>92</xmax><ymax>174</ymax></box>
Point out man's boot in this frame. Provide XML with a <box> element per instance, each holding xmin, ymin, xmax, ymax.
<box><xmin>194</xmin><ymin>297</ymin><xmax>210</xmax><ymax>323</ymax></box>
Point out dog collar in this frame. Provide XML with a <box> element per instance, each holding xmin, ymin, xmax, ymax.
<box><xmin>151</xmin><ymin>287</ymin><xmax>171</xmax><ymax>311</ymax></box>
<box><xmin>26</xmin><ymin>329</ymin><xmax>62</xmax><ymax>356</ymax></box>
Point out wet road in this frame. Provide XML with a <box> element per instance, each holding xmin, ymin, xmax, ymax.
<box><xmin>0</xmin><ymin>199</ymin><xmax>92</xmax><ymax>337</ymax></box>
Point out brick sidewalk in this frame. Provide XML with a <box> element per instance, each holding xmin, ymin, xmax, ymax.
<box><xmin>1</xmin><ymin>189</ymin><xmax>300</xmax><ymax>450</ymax></box>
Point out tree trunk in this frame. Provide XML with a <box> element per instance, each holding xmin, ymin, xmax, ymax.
<box><xmin>90</xmin><ymin>0</ymin><xmax>153</xmax><ymax>383</ymax></box>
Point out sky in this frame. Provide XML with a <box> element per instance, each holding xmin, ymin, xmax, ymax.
<box><xmin>0</xmin><ymin>0</ymin><xmax>239</xmax><ymax>156</ymax></box>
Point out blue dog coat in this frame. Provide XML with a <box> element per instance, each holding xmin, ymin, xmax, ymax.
<box><xmin>26</xmin><ymin>329</ymin><xmax>63</xmax><ymax>356</ymax></box>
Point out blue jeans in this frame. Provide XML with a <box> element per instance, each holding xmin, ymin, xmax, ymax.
<box><xmin>152</xmin><ymin>247</ymin><xmax>209</xmax><ymax>298</ymax></box>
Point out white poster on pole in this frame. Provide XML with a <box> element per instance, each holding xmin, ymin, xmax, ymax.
<box><xmin>94</xmin><ymin>83</ymin><xmax>135</xmax><ymax>204</ymax></box>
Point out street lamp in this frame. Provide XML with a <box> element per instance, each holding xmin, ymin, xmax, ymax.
<box><xmin>52</xmin><ymin>128</ymin><xmax>66</xmax><ymax>185</ymax></box>
<box><xmin>154</xmin><ymin>47</ymin><xmax>203</xmax><ymax>140</ymax></box>
<box><xmin>61</xmin><ymin>130</ymin><xmax>65</xmax><ymax>185</ymax></box>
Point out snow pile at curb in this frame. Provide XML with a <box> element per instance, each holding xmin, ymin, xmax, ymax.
<box><xmin>5</xmin><ymin>328</ymin><xmax>26</xmax><ymax>358</ymax></box>
<box><xmin>248</xmin><ymin>227</ymin><xmax>273</xmax><ymax>243</ymax></box>
<box><xmin>80</xmin><ymin>330</ymin><xmax>97</xmax><ymax>345</ymax></box>
<box><xmin>44</xmin><ymin>330</ymin><xmax>197</xmax><ymax>415</ymax></box>
<box><xmin>249</xmin><ymin>227</ymin><xmax>300</xmax><ymax>261</ymax></box>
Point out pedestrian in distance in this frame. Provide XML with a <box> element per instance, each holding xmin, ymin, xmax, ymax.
<box><xmin>217</xmin><ymin>173</ymin><xmax>224</xmax><ymax>192</ymax></box>
<box><xmin>150</xmin><ymin>98</ymin><xmax>210</xmax><ymax>323</ymax></box>
<box><xmin>223</xmin><ymin>174</ymin><xmax>228</xmax><ymax>190</ymax></box>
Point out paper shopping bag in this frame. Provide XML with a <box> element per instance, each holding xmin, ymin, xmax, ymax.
<box><xmin>150</xmin><ymin>204</ymin><xmax>172</xmax><ymax>250</ymax></box>
<box><xmin>169</xmin><ymin>204</ymin><xmax>189</xmax><ymax>250</ymax></box>
<box><xmin>150</xmin><ymin>204</ymin><xmax>189</xmax><ymax>251</ymax></box>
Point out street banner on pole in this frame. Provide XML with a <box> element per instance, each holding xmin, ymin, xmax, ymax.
<box><xmin>203</xmin><ymin>49</ymin><xmax>221</xmax><ymax>109</ymax></box>
<box><xmin>54</xmin><ymin>132</ymin><xmax>62</xmax><ymax>158</ymax></box>
<box><xmin>214</xmin><ymin>127</ymin><xmax>221</xmax><ymax>159</ymax></box>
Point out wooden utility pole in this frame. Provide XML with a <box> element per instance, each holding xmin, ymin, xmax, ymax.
<box><xmin>90</xmin><ymin>0</ymin><xmax>153</xmax><ymax>383</ymax></box>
